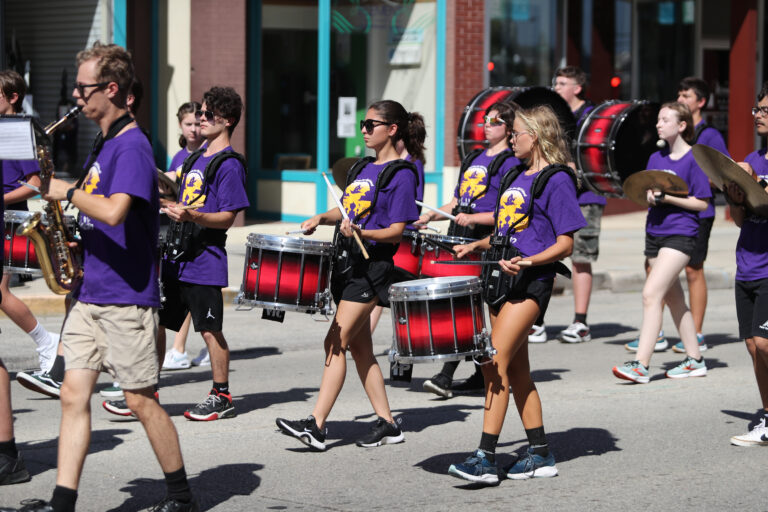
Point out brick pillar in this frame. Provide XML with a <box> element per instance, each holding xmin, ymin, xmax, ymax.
<box><xmin>728</xmin><ymin>0</ymin><xmax>758</xmax><ymax>161</ymax></box>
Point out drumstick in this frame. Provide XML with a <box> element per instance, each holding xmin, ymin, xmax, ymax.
<box><xmin>430</xmin><ymin>260</ymin><xmax>533</xmax><ymax>266</ymax></box>
<box><xmin>415</xmin><ymin>201</ymin><xmax>457</xmax><ymax>221</ymax></box>
<box><xmin>18</xmin><ymin>181</ymin><xmax>41</xmax><ymax>194</ymax></box>
<box><xmin>321</xmin><ymin>172</ymin><xmax>369</xmax><ymax>260</ymax></box>
<box><xmin>285</xmin><ymin>229</ymin><xmax>309</xmax><ymax>235</ymax></box>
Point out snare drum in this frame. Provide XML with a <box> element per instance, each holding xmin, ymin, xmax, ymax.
<box><xmin>420</xmin><ymin>234</ymin><xmax>481</xmax><ymax>278</ymax></box>
<box><xmin>389</xmin><ymin>276</ymin><xmax>493</xmax><ymax>364</ymax></box>
<box><xmin>576</xmin><ymin>100</ymin><xmax>660</xmax><ymax>197</ymax></box>
<box><xmin>235</xmin><ymin>234</ymin><xmax>334</xmax><ymax>315</ymax></box>
<box><xmin>392</xmin><ymin>229</ymin><xmax>422</xmax><ymax>278</ymax></box>
<box><xmin>4</xmin><ymin>211</ymin><xmax>41</xmax><ymax>275</ymax></box>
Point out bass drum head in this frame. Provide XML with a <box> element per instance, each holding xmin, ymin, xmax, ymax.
<box><xmin>456</xmin><ymin>86</ymin><xmax>577</xmax><ymax>160</ymax></box>
<box><xmin>612</xmin><ymin>102</ymin><xmax>660</xmax><ymax>185</ymax></box>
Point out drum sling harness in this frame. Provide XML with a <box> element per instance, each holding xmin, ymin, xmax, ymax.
<box><xmin>165</xmin><ymin>148</ymin><xmax>247</xmax><ymax>262</ymax></box>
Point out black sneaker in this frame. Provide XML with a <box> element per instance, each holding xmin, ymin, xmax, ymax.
<box><xmin>355</xmin><ymin>417</ymin><xmax>404</xmax><ymax>447</ymax></box>
<box><xmin>275</xmin><ymin>416</ymin><xmax>327</xmax><ymax>451</ymax></box>
<box><xmin>149</xmin><ymin>496</ymin><xmax>200</xmax><ymax>512</ymax></box>
<box><xmin>102</xmin><ymin>399</ymin><xmax>134</xmax><ymax>417</ymax></box>
<box><xmin>452</xmin><ymin>369</ymin><xmax>485</xmax><ymax>394</ymax></box>
<box><xmin>1</xmin><ymin>499</ymin><xmax>54</xmax><ymax>511</ymax></box>
<box><xmin>184</xmin><ymin>390</ymin><xmax>235</xmax><ymax>421</ymax></box>
<box><xmin>0</xmin><ymin>452</ymin><xmax>31</xmax><ymax>486</ymax></box>
<box><xmin>423</xmin><ymin>373</ymin><xmax>453</xmax><ymax>398</ymax></box>
<box><xmin>16</xmin><ymin>371</ymin><xmax>61</xmax><ymax>399</ymax></box>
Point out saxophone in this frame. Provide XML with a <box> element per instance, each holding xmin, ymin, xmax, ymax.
<box><xmin>17</xmin><ymin>106</ymin><xmax>83</xmax><ymax>295</ymax></box>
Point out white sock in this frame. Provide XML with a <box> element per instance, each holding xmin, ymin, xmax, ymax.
<box><xmin>27</xmin><ymin>322</ymin><xmax>52</xmax><ymax>348</ymax></box>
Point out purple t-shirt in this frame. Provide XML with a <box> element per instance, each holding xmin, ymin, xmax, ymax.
<box><xmin>77</xmin><ymin>127</ymin><xmax>160</xmax><ymax>307</ymax></box>
<box><xmin>2</xmin><ymin>159</ymin><xmax>39</xmax><ymax>210</ymax></box>
<box><xmin>169</xmin><ymin>146</ymin><xmax>192</xmax><ymax>175</ymax></box>
<box><xmin>496</xmin><ymin>168</ymin><xmax>586</xmax><ymax>277</ymax></box>
<box><xmin>342</xmin><ymin>160</ymin><xmax>419</xmax><ymax>237</ymax></box>
<box><xmin>736</xmin><ymin>149</ymin><xmax>768</xmax><ymax>281</ymax></box>
<box><xmin>405</xmin><ymin>155</ymin><xmax>425</xmax><ymax>203</ymax></box>
<box><xmin>695</xmin><ymin>121</ymin><xmax>730</xmax><ymax>219</ymax></box>
<box><xmin>645</xmin><ymin>149</ymin><xmax>712</xmax><ymax>238</ymax></box>
<box><xmin>173</xmin><ymin>147</ymin><xmax>249</xmax><ymax>287</ymax></box>
<box><xmin>454</xmin><ymin>150</ymin><xmax>520</xmax><ymax>213</ymax></box>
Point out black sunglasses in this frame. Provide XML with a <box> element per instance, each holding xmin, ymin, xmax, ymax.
<box><xmin>75</xmin><ymin>81</ymin><xmax>110</xmax><ymax>97</ymax></box>
<box><xmin>360</xmin><ymin>118</ymin><xmax>389</xmax><ymax>135</ymax></box>
<box><xmin>195</xmin><ymin>109</ymin><xmax>215</xmax><ymax>122</ymax></box>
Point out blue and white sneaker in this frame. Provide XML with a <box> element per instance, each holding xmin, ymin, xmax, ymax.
<box><xmin>672</xmin><ymin>333</ymin><xmax>708</xmax><ymax>353</ymax></box>
<box><xmin>505</xmin><ymin>447</ymin><xmax>558</xmax><ymax>479</ymax></box>
<box><xmin>625</xmin><ymin>330</ymin><xmax>667</xmax><ymax>352</ymax></box>
<box><xmin>665</xmin><ymin>356</ymin><xmax>707</xmax><ymax>379</ymax></box>
<box><xmin>612</xmin><ymin>360</ymin><xmax>650</xmax><ymax>383</ymax></box>
<box><xmin>448</xmin><ymin>449</ymin><xmax>499</xmax><ymax>485</ymax></box>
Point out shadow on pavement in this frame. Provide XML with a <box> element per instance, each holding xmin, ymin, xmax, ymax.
<box><xmin>589</xmin><ymin>322</ymin><xmax>637</xmax><ymax>340</ymax></box>
<box><xmin>107</xmin><ymin>463</ymin><xmax>263</xmax><ymax>511</ymax></box>
<box><xmin>721</xmin><ymin>408</ymin><xmax>765</xmax><ymax>429</ymax></box>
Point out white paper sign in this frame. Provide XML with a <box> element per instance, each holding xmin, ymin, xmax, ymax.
<box><xmin>0</xmin><ymin>117</ymin><xmax>37</xmax><ymax>160</ymax></box>
<box><xmin>337</xmin><ymin>97</ymin><xmax>357</xmax><ymax>138</ymax></box>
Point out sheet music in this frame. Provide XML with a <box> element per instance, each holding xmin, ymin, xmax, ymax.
<box><xmin>0</xmin><ymin>116</ymin><xmax>37</xmax><ymax>160</ymax></box>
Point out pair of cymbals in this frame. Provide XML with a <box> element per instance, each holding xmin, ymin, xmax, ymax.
<box><xmin>622</xmin><ymin>170</ymin><xmax>689</xmax><ymax>207</ymax></box>
<box><xmin>692</xmin><ymin>144</ymin><xmax>768</xmax><ymax>217</ymax></box>
<box><xmin>331</xmin><ymin>157</ymin><xmax>358</xmax><ymax>188</ymax></box>
<box><xmin>157</xmin><ymin>170</ymin><xmax>179</xmax><ymax>200</ymax></box>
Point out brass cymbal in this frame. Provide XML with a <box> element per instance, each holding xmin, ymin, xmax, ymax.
<box><xmin>692</xmin><ymin>144</ymin><xmax>768</xmax><ymax>217</ymax></box>
<box><xmin>331</xmin><ymin>157</ymin><xmax>359</xmax><ymax>189</ymax></box>
<box><xmin>622</xmin><ymin>170</ymin><xmax>689</xmax><ymax>207</ymax></box>
<box><xmin>157</xmin><ymin>169</ymin><xmax>179</xmax><ymax>200</ymax></box>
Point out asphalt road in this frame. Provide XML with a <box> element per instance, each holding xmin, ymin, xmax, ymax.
<box><xmin>1</xmin><ymin>285</ymin><xmax>763</xmax><ymax>511</ymax></box>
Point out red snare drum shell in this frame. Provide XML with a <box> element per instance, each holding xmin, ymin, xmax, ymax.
<box><xmin>393</xmin><ymin>231</ymin><xmax>421</xmax><ymax>276</ymax></box>
<box><xmin>244</xmin><ymin>251</ymin><xmax>329</xmax><ymax>306</ymax></box>
<box><xmin>5</xmin><ymin>234</ymin><xmax>38</xmax><ymax>268</ymax></box>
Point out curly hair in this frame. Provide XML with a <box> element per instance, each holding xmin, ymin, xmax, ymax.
<box><xmin>202</xmin><ymin>86</ymin><xmax>243</xmax><ymax>135</ymax></box>
<box><xmin>76</xmin><ymin>41</ymin><xmax>134</xmax><ymax>105</ymax></box>
<box><xmin>516</xmin><ymin>105</ymin><xmax>572</xmax><ymax>166</ymax></box>
<box><xmin>0</xmin><ymin>69</ymin><xmax>26</xmax><ymax>113</ymax></box>
<box><xmin>660</xmin><ymin>101</ymin><xmax>694</xmax><ymax>143</ymax></box>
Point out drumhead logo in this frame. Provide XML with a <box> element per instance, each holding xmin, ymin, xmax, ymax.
<box><xmin>182</xmin><ymin>169</ymin><xmax>207</xmax><ymax>206</ymax></box>
<box><xmin>83</xmin><ymin>163</ymin><xmax>102</xmax><ymax>195</ymax></box>
<box><xmin>343</xmin><ymin>179</ymin><xmax>373</xmax><ymax>219</ymax></box>
<box><xmin>497</xmin><ymin>187</ymin><xmax>529</xmax><ymax>233</ymax></box>
<box><xmin>459</xmin><ymin>166</ymin><xmax>487</xmax><ymax>204</ymax></box>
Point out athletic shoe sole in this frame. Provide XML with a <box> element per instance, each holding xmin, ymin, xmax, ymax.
<box><xmin>558</xmin><ymin>333</ymin><xmax>591</xmax><ymax>343</ymax></box>
<box><xmin>101</xmin><ymin>401</ymin><xmax>134</xmax><ymax>417</ymax></box>
<box><xmin>275</xmin><ymin>418</ymin><xmax>326</xmax><ymax>451</ymax></box>
<box><xmin>506</xmin><ymin>465</ymin><xmax>558</xmax><ymax>480</ymax></box>
<box><xmin>729</xmin><ymin>436</ymin><xmax>768</xmax><ymax>447</ymax></box>
<box><xmin>184</xmin><ymin>407</ymin><xmax>236</xmax><ymax>422</ymax></box>
<box><xmin>672</xmin><ymin>344</ymin><xmax>708</xmax><ymax>354</ymax></box>
<box><xmin>356</xmin><ymin>432</ymin><xmax>404</xmax><ymax>448</ymax></box>
<box><xmin>447</xmin><ymin>465</ymin><xmax>499</xmax><ymax>484</ymax></box>
<box><xmin>99</xmin><ymin>388</ymin><xmax>124</xmax><ymax>398</ymax></box>
<box><xmin>612</xmin><ymin>367</ymin><xmax>649</xmax><ymax>384</ymax></box>
<box><xmin>16</xmin><ymin>373</ymin><xmax>61</xmax><ymax>398</ymax></box>
<box><xmin>666</xmin><ymin>367</ymin><xmax>707</xmax><ymax>379</ymax></box>
<box><xmin>625</xmin><ymin>340</ymin><xmax>669</xmax><ymax>352</ymax></box>
<box><xmin>161</xmin><ymin>362</ymin><xmax>191</xmax><ymax>370</ymax></box>
<box><xmin>423</xmin><ymin>380</ymin><xmax>453</xmax><ymax>398</ymax></box>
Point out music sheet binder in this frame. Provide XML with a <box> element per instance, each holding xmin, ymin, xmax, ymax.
<box><xmin>0</xmin><ymin>115</ymin><xmax>37</xmax><ymax>160</ymax></box>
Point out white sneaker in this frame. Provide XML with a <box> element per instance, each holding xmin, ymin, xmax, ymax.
<box><xmin>36</xmin><ymin>333</ymin><xmax>60</xmax><ymax>372</ymax></box>
<box><xmin>162</xmin><ymin>348</ymin><xmax>191</xmax><ymax>370</ymax></box>
<box><xmin>558</xmin><ymin>322</ymin><xmax>591</xmax><ymax>343</ymax></box>
<box><xmin>192</xmin><ymin>348</ymin><xmax>211</xmax><ymax>367</ymax></box>
<box><xmin>528</xmin><ymin>324</ymin><xmax>547</xmax><ymax>343</ymax></box>
<box><xmin>730</xmin><ymin>417</ymin><xmax>768</xmax><ymax>447</ymax></box>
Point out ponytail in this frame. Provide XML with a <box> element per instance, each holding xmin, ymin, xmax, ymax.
<box><xmin>368</xmin><ymin>99</ymin><xmax>428</xmax><ymax>166</ymax></box>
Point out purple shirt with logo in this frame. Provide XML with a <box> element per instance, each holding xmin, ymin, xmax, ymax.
<box><xmin>695</xmin><ymin>120</ymin><xmax>729</xmax><ymax>219</ymax></box>
<box><xmin>2</xmin><ymin>159</ymin><xmax>39</xmax><ymax>210</ymax></box>
<box><xmin>77</xmin><ymin>127</ymin><xmax>160</xmax><ymax>307</ymax></box>
<box><xmin>169</xmin><ymin>146</ymin><xmax>192</xmax><ymax>175</ymax></box>
<box><xmin>496</xmin><ymin>168</ymin><xmax>586</xmax><ymax>277</ymax></box>
<box><xmin>736</xmin><ymin>149</ymin><xmax>768</xmax><ymax>281</ymax></box>
<box><xmin>645</xmin><ymin>149</ymin><xmax>712</xmax><ymax>238</ymax></box>
<box><xmin>454</xmin><ymin>150</ymin><xmax>520</xmax><ymax>213</ymax></box>
<box><xmin>405</xmin><ymin>155</ymin><xmax>425</xmax><ymax>203</ymax></box>
<box><xmin>173</xmin><ymin>147</ymin><xmax>249</xmax><ymax>287</ymax></box>
<box><xmin>342</xmin><ymin>160</ymin><xmax>419</xmax><ymax>237</ymax></box>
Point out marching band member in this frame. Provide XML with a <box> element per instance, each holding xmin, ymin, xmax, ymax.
<box><xmin>613</xmin><ymin>102</ymin><xmax>710</xmax><ymax>383</ymax></box>
<box><xmin>448</xmin><ymin>105</ymin><xmax>585</xmax><ymax>484</ymax></box>
<box><xmin>276</xmin><ymin>99</ymin><xmax>422</xmax><ymax>450</ymax></box>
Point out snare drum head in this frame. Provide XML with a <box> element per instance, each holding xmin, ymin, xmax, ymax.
<box><xmin>424</xmin><ymin>233</ymin><xmax>476</xmax><ymax>246</ymax></box>
<box><xmin>246</xmin><ymin>233</ymin><xmax>333</xmax><ymax>255</ymax></box>
<box><xmin>389</xmin><ymin>276</ymin><xmax>482</xmax><ymax>301</ymax></box>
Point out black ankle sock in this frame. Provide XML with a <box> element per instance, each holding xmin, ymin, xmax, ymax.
<box><xmin>574</xmin><ymin>313</ymin><xmax>587</xmax><ymax>324</ymax></box>
<box><xmin>0</xmin><ymin>438</ymin><xmax>18</xmax><ymax>458</ymax></box>
<box><xmin>479</xmin><ymin>432</ymin><xmax>499</xmax><ymax>462</ymax></box>
<box><xmin>535</xmin><ymin>313</ymin><xmax>545</xmax><ymax>326</ymax></box>
<box><xmin>439</xmin><ymin>360</ymin><xmax>460</xmax><ymax>379</ymax></box>
<box><xmin>213</xmin><ymin>381</ymin><xmax>229</xmax><ymax>395</ymax></box>
<box><xmin>50</xmin><ymin>485</ymin><xmax>77</xmax><ymax>512</ymax></box>
<box><xmin>164</xmin><ymin>466</ymin><xmax>192</xmax><ymax>504</ymax></box>
<box><xmin>525</xmin><ymin>426</ymin><xmax>547</xmax><ymax>447</ymax></box>
<box><xmin>49</xmin><ymin>355</ymin><xmax>65</xmax><ymax>382</ymax></box>
<box><xmin>530</xmin><ymin>443</ymin><xmax>550</xmax><ymax>457</ymax></box>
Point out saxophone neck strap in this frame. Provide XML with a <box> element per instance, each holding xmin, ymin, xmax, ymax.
<box><xmin>76</xmin><ymin>113</ymin><xmax>134</xmax><ymax>189</ymax></box>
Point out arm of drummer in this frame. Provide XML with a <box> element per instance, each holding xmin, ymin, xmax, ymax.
<box><xmin>5</xmin><ymin>173</ymin><xmax>42</xmax><ymax>205</ymax></box>
<box><xmin>300</xmin><ymin>207</ymin><xmax>344</xmax><ymax>235</ymax></box>
<box><xmin>454</xmin><ymin>235</ymin><xmax>492</xmax><ymax>259</ymax></box>
<box><xmin>352</xmin><ymin>220</ymin><xmax>407</xmax><ymax>244</ymax></box>
<box><xmin>499</xmin><ymin>233</ymin><xmax>575</xmax><ymax>276</ymax></box>
<box><xmin>414</xmin><ymin>197</ymin><xmax>458</xmax><ymax>226</ymax></box>
<box><xmin>455</xmin><ymin>211</ymin><xmax>495</xmax><ymax>227</ymax></box>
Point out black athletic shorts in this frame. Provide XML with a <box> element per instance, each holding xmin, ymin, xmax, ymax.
<box><xmin>159</xmin><ymin>278</ymin><xmax>224</xmax><ymax>332</ymax></box>
<box><xmin>644</xmin><ymin>233</ymin><xmax>696</xmax><ymax>259</ymax></box>
<box><xmin>689</xmin><ymin>217</ymin><xmax>714</xmax><ymax>266</ymax></box>
<box><xmin>496</xmin><ymin>272</ymin><xmax>554</xmax><ymax>315</ymax></box>
<box><xmin>331</xmin><ymin>259</ymin><xmax>395</xmax><ymax>308</ymax></box>
<box><xmin>735</xmin><ymin>278</ymin><xmax>768</xmax><ymax>340</ymax></box>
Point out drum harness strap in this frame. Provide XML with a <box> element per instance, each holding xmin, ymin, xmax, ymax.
<box><xmin>449</xmin><ymin>148</ymin><xmax>516</xmax><ymax>238</ymax></box>
<box><xmin>692</xmin><ymin>121</ymin><xmax>709</xmax><ymax>144</ymax></box>
<box><xmin>165</xmin><ymin>148</ymin><xmax>248</xmax><ymax>261</ymax></box>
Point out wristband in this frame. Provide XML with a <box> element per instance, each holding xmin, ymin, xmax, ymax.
<box><xmin>66</xmin><ymin>187</ymin><xmax>76</xmax><ymax>202</ymax></box>
<box><xmin>654</xmin><ymin>191</ymin><xmax>665</xmax><ymax>202</ymax></box>
<box><xmin>759</xmin><ymin>179</ymin><xmax>768</xmax><ymax>189</ymax></box>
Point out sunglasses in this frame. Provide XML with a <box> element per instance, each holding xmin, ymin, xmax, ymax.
<box><xmin>75</xmin><ymin>81</ymin><xmax>110</xmax><ymax>97</ymax></box>
<box><xmin>360</xmin><ymin>119</ymin><xmax>389</xmax><ymax>134</ymax></box>
<box><xmin>752</xmin><ymin>106</ymin><xmax>768</xmax><ymax>117</ymax></box>
<box><xmin>482</xmin><ymin>115</ymin><xmax>505</xmax><ymax>126</ymax></box>
<box><xmin>510</xmin><ymin>131</ymin><xmax>531</xmax><ymax>139</ymax></box>
<box><xmin>195</xmin><ymin>109</ymin><xmax>216</xmax><ymax>122</ymax></box>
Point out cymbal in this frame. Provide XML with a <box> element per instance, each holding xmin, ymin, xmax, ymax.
<box><xmin>692</xmin><ymin>144</ymin><xmax>768</xmax><ymax>217</ymax></box>
<box><xmin>157</xmin><ymin>170</ymin><xmax>179</xmax><ymax>200</ymax></box>
<box><xmin>622</xmin><ymin>170</ymin><xmax>689</xmax><ymax>207</ymax></box>
<box><xmin>331</xmin><ymin>157</ymin><xmax>359</xmax><ymax>189</ymax></box>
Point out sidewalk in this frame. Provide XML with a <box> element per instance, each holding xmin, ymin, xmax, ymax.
<box><xmin>4</xmin><ymin>211</ymin><xmax>740</xmax><ymax>316</ymax></box>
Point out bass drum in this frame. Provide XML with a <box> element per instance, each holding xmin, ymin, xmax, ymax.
<box><xmin>457</xmin><ymin>86</ymin><xmax>577</xmax><ymax>160</ymax></box>
<box><xmin>576</xmin><ymin>100</ymin><xmax>660</xmax><ymax>197</ymax></box>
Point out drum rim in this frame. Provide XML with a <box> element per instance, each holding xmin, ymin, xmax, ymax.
<box><xmin>422</xmin><ymin>233</ymin><xmax>477</xmax><ymax>244</ymax></box>
<box><xmin>389</xmin><ymin>276</ymin><xmax>483</xmax><ymax>300</ymax></box>
<box><xmin>391</xmin><ymin>350</ymin><xmax>484</xmax><ymax>364</ymax></box>
<box><xmin>246</xmin><ymin>233</ymin><xmax>333</xmax><ymax>254</ymax></box>
<box><xmin>234</xmin><ymin>293</ymin><xmax>333</xmax><ymax>315</ymax></box>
